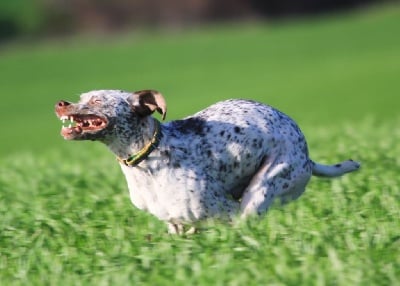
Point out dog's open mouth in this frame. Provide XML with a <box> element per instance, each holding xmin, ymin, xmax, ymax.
<box><xmin>59</xmin><ymin>114</ymin><xmax>107</xmax><ymax>138</ymax></box>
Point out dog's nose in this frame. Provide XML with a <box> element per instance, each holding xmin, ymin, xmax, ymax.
<box><xmin>55</xmin><ymin>100</ymin><xmax>72</xmax><ymax>114</ymax></box>
<box><xmin>57</xmin><ymin>100</ymin><xmax>70</xmax><ymax>107</ymax></box>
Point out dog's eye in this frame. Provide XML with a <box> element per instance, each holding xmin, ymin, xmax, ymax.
<box><xmin>90</xmin><ymin>98</ymin><xmax>102</xmax><ymax>105</ymax></box>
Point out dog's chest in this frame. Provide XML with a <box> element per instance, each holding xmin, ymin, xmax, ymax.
<box><xmin>120</xmin><ymin>164</ymin><xmax>239</xmax><ymax>223</ymax></box>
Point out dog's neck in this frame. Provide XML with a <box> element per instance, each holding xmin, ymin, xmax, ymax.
<box><xmin>106</xmin><ymin>116</ymin><xmax>161</xmax><ymax>161</ymax></box>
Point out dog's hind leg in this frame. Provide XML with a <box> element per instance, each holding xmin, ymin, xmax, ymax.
<box><xmin>240</xmin><ymin>156</ymin><xmax>312</xmax><ymax>218</ymax></box>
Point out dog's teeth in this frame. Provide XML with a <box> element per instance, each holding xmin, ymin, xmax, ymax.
<box><xmin>68</xmin><ymin>124</ymin><xmax>72</xmax><ymax>128</ymax></box>
<box><xmin>62</xmin><ymin>118</ymin><xmax>66</xmax><ymax>124</ymax></box>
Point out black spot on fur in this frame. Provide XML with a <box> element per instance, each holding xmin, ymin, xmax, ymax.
<box><xmin>170</xmin><ymin>117</ymin><xmax>206</xmax><ymax>135</ymax></box>
<box><xmin>335</xmin><ymin>163</ymin><xmax>342</xmax><ymax>168</ymax></box>
<box><xmin>234</xmin><ymin>126</ymin><xmax>241</xmax><ymax>133</ymax></box>
<box><xmin>219</xmin><ymin>164</ymin><xmax>227</xmax><ymax>172</ymax></box>
<box><xmin>172</xmin><ymin>162</ymin><xmax>181</xmax><ymax>168</ymax></box>
<box><xmin>161</xmin><ymin>150</ymin><xmax>170</xmax><ymax>158</ymax></box>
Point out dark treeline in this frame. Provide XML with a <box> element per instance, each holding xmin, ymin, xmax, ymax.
<box><xmin>0</xmin><ymin>0</ymin><xmax>387</xmax><ymax>41</ymax></box>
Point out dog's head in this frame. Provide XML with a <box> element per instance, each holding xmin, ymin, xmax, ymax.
<box><xmin>55</xmin><ymin>90</ymin><xmax>167</xmax><ymax>141</ymax></box>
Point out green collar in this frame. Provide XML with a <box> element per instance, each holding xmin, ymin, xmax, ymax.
<box><xmin>118</xmin><ymin>119</ymin><xmax>162</xmax><ymax>167</ymax></box>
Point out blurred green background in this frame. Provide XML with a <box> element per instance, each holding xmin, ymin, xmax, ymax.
<box><xmin>0</xmin><ymin>1</ymin><xmax>399</xmax><ymax>158</ymax></box>
<box><xmin>1</xmin><ymin>2</ymin><xmax>400</xmax><ymax>284</ymax></box>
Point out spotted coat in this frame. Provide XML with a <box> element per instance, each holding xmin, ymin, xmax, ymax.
<box><xmin>55</xmin><ymin>90</ymin><xmax>360</xmax><ymax>234</ymax></box>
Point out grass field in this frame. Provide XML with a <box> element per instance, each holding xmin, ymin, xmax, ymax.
<box><xmin>1</xmin><ymin>5</ymin><xmax>400</xmax><ymax>285</ymax></box>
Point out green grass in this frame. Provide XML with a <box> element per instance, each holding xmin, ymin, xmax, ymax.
<box><xmin>1</xmin><ymin>120</ymin><xmax>399</xmax><ymax>285</ymax></box>
<box><xmin>1</xmin><ymin>5</ymin><xmax>400</xmax><ymax>285</ymax></box>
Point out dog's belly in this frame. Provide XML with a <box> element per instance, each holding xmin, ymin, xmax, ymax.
<box><xmin>120</xmin><ymin>165</ymin><xmax>240</xmax><ymax>223</ymax></box>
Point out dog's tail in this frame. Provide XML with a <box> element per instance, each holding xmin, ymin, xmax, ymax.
<box><xmin>311</xmin><ymin>159</ymin><xmax>361</xmax><ymax>178</ymax></box>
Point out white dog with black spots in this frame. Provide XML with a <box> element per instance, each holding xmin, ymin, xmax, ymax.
<box><xmin>55</xmin><ymin>90</ymin><xmax>360</xmax><ymax>234</ymax></box>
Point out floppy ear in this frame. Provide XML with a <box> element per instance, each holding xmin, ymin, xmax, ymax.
<box><xmin>129</xmin><ymin>90</ymin><xmax>167</xmax><ymax>120</ymax></box>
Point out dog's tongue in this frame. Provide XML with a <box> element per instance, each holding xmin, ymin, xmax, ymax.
<box><xmin>74</xmin><ymin>126</ymin><xmax>83</xmax><ymax>134</ymax></box>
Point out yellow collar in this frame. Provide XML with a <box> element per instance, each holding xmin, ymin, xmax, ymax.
<box><xmin>117</xmin><ymin>119</ymin><xmax>162</xmax><ymax>167</ymax></box>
